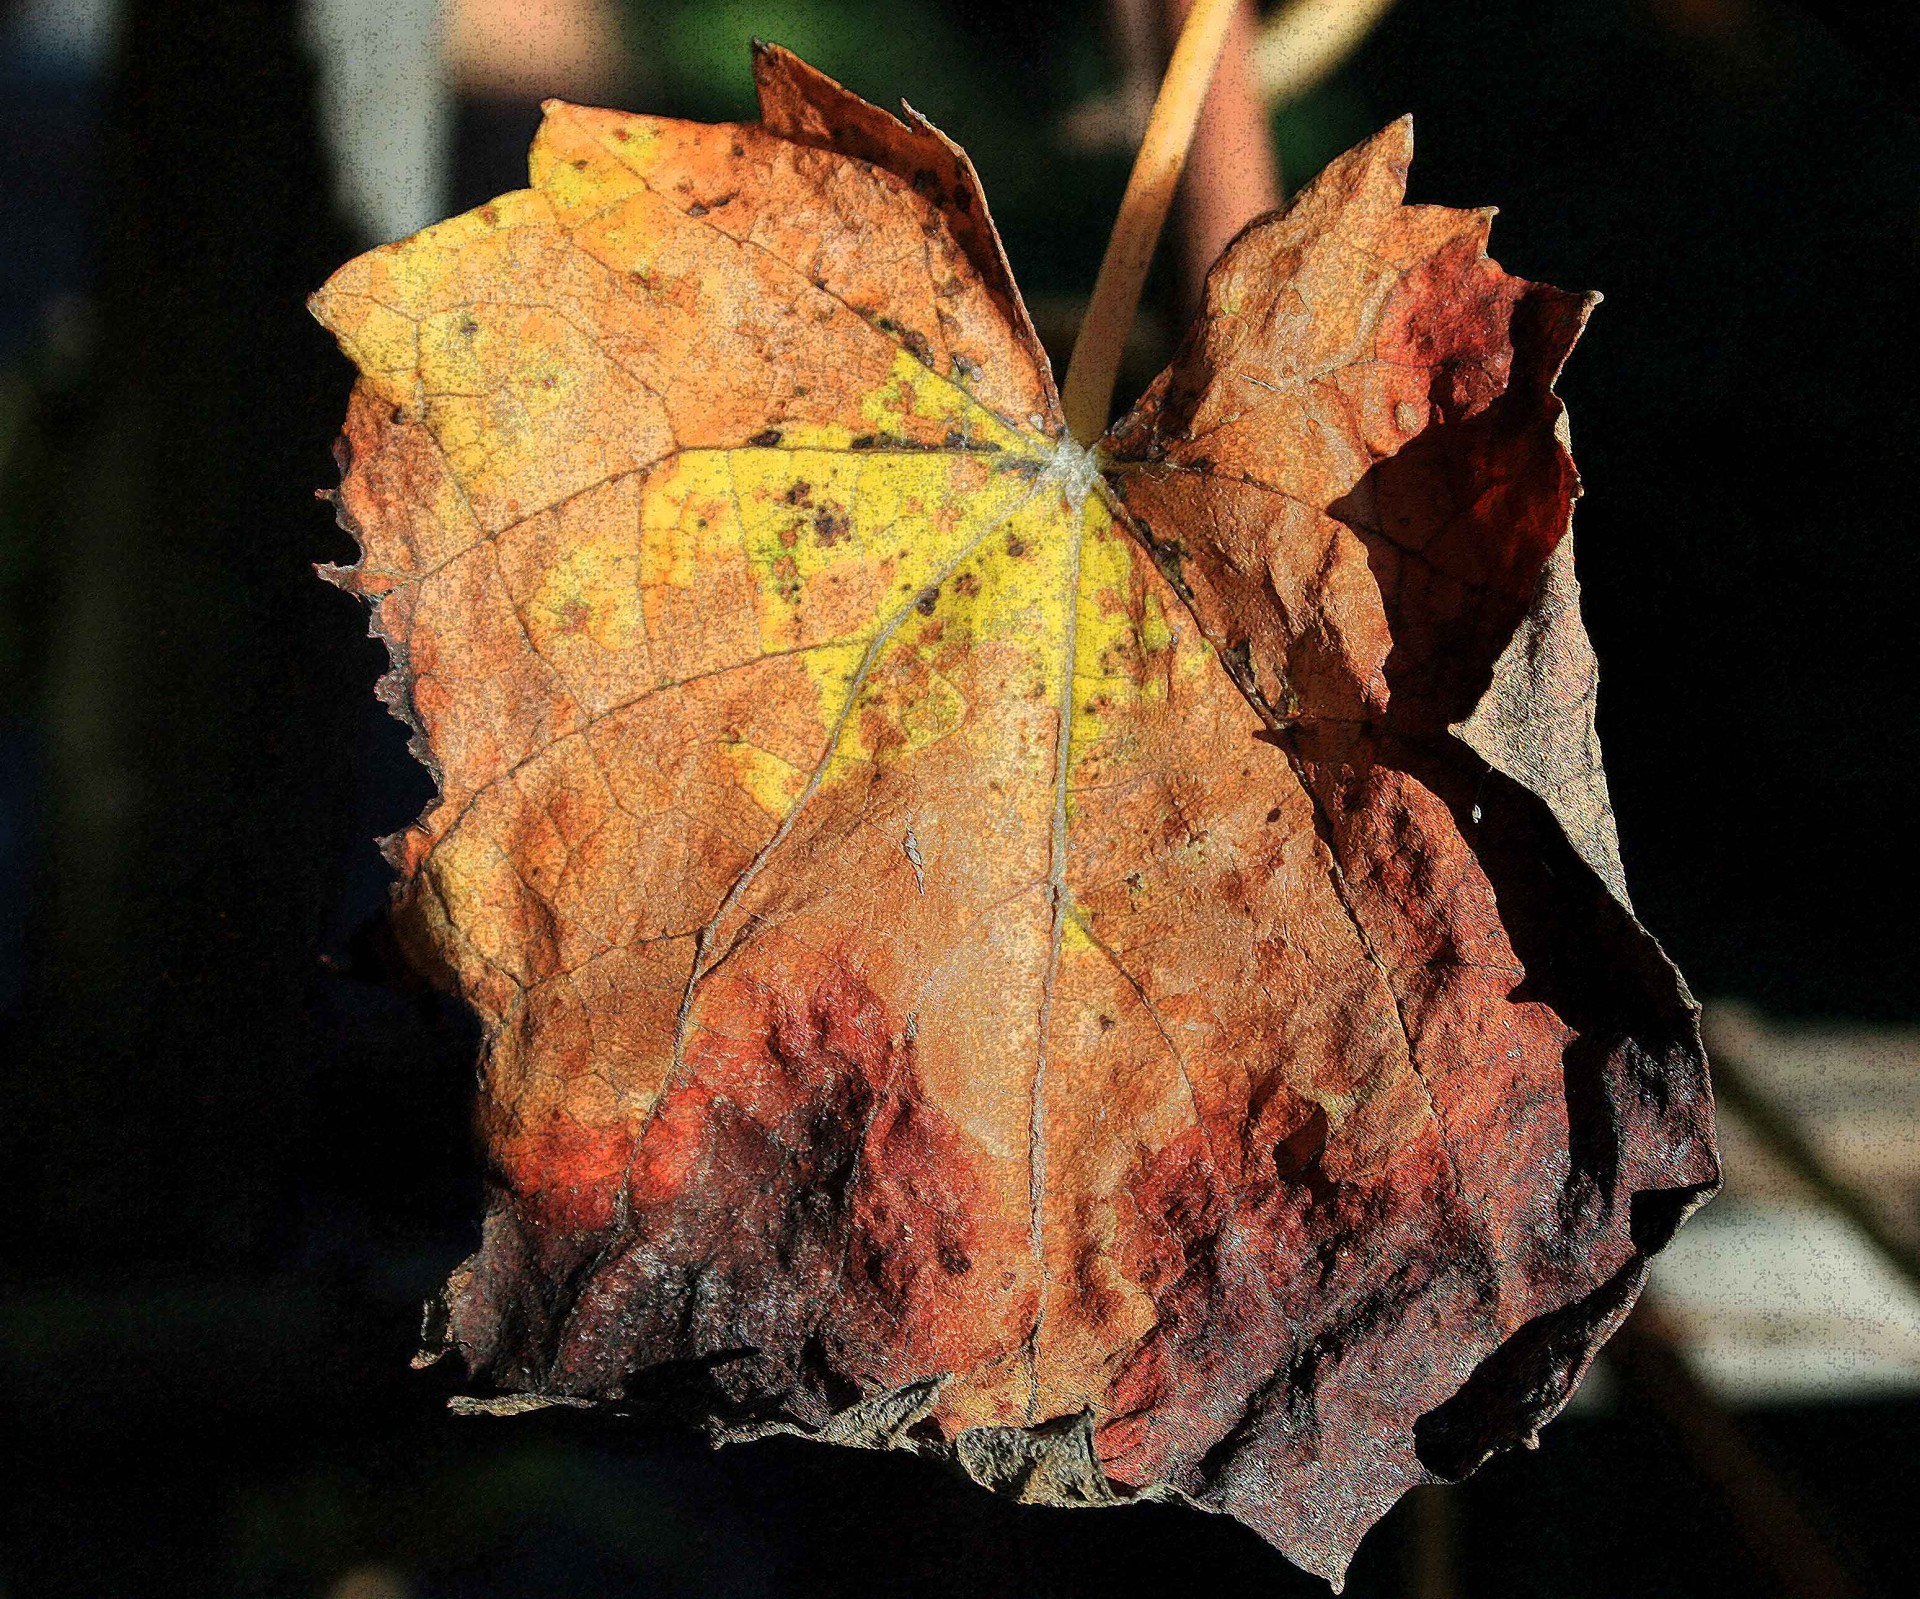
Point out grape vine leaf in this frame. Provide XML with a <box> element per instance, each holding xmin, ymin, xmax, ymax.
<box><xmin>311</xmin><ymin>43</ymin><xmax>1718</xmax><ymax>1584</ymax></box>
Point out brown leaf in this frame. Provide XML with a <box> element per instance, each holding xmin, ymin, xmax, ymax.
<box><xmin>311</xmin><ymin>48</ymin><xmax>1717</xmax><ymax>1583</ymax></box>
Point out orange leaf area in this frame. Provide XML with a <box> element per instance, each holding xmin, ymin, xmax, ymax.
<box><xmin>312</xmin><ymin>45</ymin><xmax>1717</xmax><ymax>1582</ymax></box>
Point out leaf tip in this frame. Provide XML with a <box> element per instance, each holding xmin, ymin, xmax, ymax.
<box><xmin>1379</xmin><ymin>111</ymin><xmax>1415</xmax><ymax>179</ymax></box>
<box><xmin>1376</xmin><ymin>110</ymin><xmax>1415</xmax><ymax>166</ymax></box>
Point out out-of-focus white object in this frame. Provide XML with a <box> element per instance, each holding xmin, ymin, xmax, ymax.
<box><xmin>4</xmin><ymin>0</ymin><xmax>121</xmax><ymax>68</ymax></box>
<box><xmin>1065</xmin><ymin>0</ymin><xmax>1400</xmax><ymax>156</ymax></box>
<box><xmin>1250</xmin><ymin>0</ymin><xmax>1399</xmax><ymax>108</ymax></box>
<box><xmin>326</xmin><ymin>1566</ymin><xmax>413</xmax><ymax>1599</ymax></box>
<box><xmin>1655</xmin><ymin>1005</ymin><xmax>1920</xmax><ymax>1402</ymax></box>
<box><xmin>440</xmin><ymin>0</ymin><xmax>628</xmax><ymax>99</ymax></box>
<box><xmin>1658</xmin><ymin>1204</ymin><xmax>1920</xmax><ymax>1400</ymax></box>
<box><xmin>304</xmin><ymin>0</ymin><xmax>449</xmax><ymax>245</ymax></box>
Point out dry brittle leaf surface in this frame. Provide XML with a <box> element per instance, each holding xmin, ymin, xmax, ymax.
<box><xmin>312</xmin><ymin>45</ymin><xmax>1717</xmax><ymax>1582</ymax></box>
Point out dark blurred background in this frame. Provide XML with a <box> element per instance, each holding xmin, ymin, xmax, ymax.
<box><xmin>1</xmin><ymin>1</ymin><xmax>1916</xmax><ymax>1595</ymax></box>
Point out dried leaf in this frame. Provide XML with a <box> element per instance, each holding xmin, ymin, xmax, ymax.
<box><xmin>311</xmin><ymin>46</ymin><xmax>1717</xmax><ymax>1582</ymax></box>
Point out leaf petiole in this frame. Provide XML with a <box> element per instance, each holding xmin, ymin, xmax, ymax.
<box><xmin>1060</xmin><ymin>0</ymin><xmax>1240</xmax><ymax>445</ymax></box>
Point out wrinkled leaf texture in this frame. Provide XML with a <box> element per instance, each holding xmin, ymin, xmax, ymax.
<box><xmin>311</xmin><ymin>45</ymin><xmax>1717</xmax><ymax>1583</ymax></box>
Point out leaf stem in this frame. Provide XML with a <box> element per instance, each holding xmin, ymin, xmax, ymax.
<box><xmin>1061</xmin><ymin>0</ymin><xmax>1240</xmax><ymax>445</ymax></box>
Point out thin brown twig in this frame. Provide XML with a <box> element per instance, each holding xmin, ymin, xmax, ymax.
<box><xmin>1404</xmin><ymin>1483</ymin><xmax>1458</xmax><ymax>1599</ymax></box>
<box><xmin>1166</xmin><ymin>0</ymin><xmax>1282</xmax><ymax>313</ymax></box>
<box><xmin>1611</xmin><ymin>1298</ymin><xmax>1867</xmax><ymax>1599</ymax></box>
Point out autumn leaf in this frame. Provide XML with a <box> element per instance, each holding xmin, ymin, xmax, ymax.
<box><xmin>311</xmin><ymin>43</ymin><xmax>1718</xmax><ymax>1583</ymax></box>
